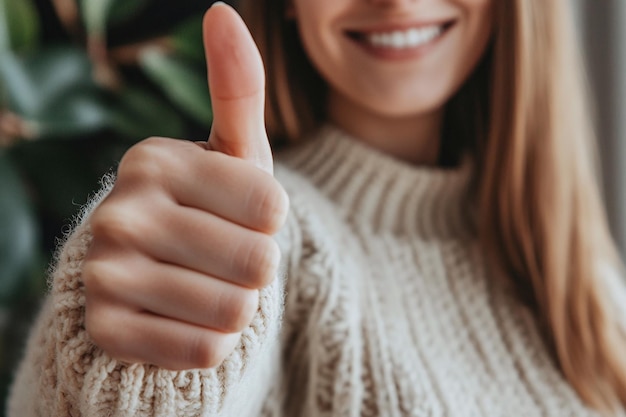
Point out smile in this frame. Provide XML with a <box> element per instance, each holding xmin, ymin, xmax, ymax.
<box><xmin>346</xmin><ymin>21</ymin><xmax>455</xmax><ymax>58</ymax></box>
<box><xmin>367</xmin><ymin>26</ymin><xmax>445</xmax><ymax>49</ymax></box>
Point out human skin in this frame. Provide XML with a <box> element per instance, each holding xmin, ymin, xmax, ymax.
<box><xmin>291</xmin><ymin>0</ymin><xmax>493</xmax><ymax>165</ymax></box>
<box><xmin>83</xmin><ymin>3</ymin><xmax>288</xmax><ymax>370</ymax></box>
<box><xmin>84</xmin><ymin>0</ymin><xmax>493</xmax><ymax>370</ymax></box>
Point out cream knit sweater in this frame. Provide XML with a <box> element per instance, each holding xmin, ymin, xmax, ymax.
<box><xmin>7</xmin><ymin>125</ymin><xmax>623</xmax><ymax>416</ymax></box>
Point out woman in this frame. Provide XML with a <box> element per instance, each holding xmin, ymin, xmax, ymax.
<box><xmin>8</xmin><ymin>0</ymin><xmax>626</xmax><ymax>415</ymax></box>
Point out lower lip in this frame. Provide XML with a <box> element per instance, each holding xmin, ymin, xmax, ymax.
<box><xmin>348</xmin><ymin>26</ymin><xmax>452</xmax><ymax>61</ymax></box>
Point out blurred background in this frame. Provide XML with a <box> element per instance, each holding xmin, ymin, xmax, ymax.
<box><xmin>0</xmin><ymin>0</ymin><xmax>221</xmax><ymax>412</ymax></box>
<box><xmin>0</xmin><ymin>0</ymin><xmax>623</xmax><ymax>415</ymax></box>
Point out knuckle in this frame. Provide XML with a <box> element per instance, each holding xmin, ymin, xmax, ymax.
<box><xmin>118</xmin><ymin>137</ymin><xmax>174</xmax><ymax>182</ymax></box>
<box><xmin>252</xmin><ymin>179</ymin><xmax>290</xmax><ymax>233</ymax></box>
<box><xmin>90</xmin><ymin>205</ymin><xmax>122</xmax><ymax>239</ymax></box>
<box><xmin>85</xmin><ymin>303</ymin><xmax>116</xmax><ymax>352</ymax></box>
<box><xmin>90</xmin><ymin>204</ymin><xmax>147</xmax><ymax>248</ymax></box>
<box><xmin>240</xmin><ymin>235</ymin><xmax>280</xmax><ymax>288</ymax></box>
<box><xmin>222</xmin><ymin>289</ymin><xmax>259</xmax><ymax>332</ymax></box>
<box><xmin>190</xmin><ymin>333</ymin><xmax>225</xmax><ymax>369</ymax></box>
<box><xmin>86</xmin><ymin>305</ymin><xmax>140</xmax><ymax>364</ymax></box>
<box><xmin>83</xmin><ymin>259</ymin><xmax>117</xmax><ymax>297</ymax></box>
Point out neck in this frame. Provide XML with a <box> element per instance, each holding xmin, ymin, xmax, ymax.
<box><xmin>328</xmin><ymin>92</ymin><xmax>443</xmax><ymax>166</ymax></box>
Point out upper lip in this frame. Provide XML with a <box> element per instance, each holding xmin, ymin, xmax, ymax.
<box><xmin>345</xmin><ymin>19</ymin><xmax>456</xmax><ymax>35</ymax></box>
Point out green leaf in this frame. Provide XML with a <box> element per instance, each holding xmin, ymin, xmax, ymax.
<box><xmin>170</xmin><ymin>17</ymin><xmax>204</xmax><ymax>62</ymax></box>
<box><xmin>81</xmin><ymin>0</ymin><xmax>149</xmax><ymax>36</ymax></box>
<box><xmin>0</xmin><ymin>48</ymin><xmax>94</xmax><ymax>114</ymax></box>
<box><xmin>34</xmin><ymin>93</ymin><xmax>111</xmax><ymax>138</ymax></box>
<box><xmin>139</xmin><ymin>48</ymin><xmax>212</xmax><ymax>127</ymax></box>
<box><xmin>81</xmin><ymin>0</ymin><xmax>116</xmax><ymax>36</ymax></box>
<box><xmin>110</xmin><ymin>86</ymin><xmax>185</xmax><ymax>139</ymax></box>
<box><xmin>0</xmin><ymin>48</ymin><xmax>112</xmax><ymax>139</ymax></box>
<box><xmin>107</xmin><ymin>0</ymin><xmax>149</xmax><ymax>25</ymax></box>
<box><xmin>9</xmin><ymin>140</ymin><xmax>103</xmax><ymax>220</ymax></box>
<box><xmin>0</xmin><ymin>0</ymin><xmax>40</xmax><ymax>52</ymax></box>
<box><xmin>0</xmin><ymin>151</ymin><xmax>39</xmax><ymax>305</ymax></box>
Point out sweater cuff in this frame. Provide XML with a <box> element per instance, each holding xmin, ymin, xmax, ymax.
<box><xmin>7</xmin><ymin>176</ymin><xmax>286</xmax><ymax>417</ymax></box>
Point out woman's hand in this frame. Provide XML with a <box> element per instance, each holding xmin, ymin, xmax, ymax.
<box><xmin>82</xmin><ymin>3</ymin><xmax>288</xmax><ymax>371</ymax></box>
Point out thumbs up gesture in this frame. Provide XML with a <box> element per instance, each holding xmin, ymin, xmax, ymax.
<box><xmin>83</xmin><ymin>3</ymin><xmax>289</xmax><ymax>370</ymax></box>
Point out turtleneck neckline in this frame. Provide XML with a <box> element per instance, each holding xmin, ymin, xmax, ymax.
<box><xmin>278</xmin><ymin>124</ymin><xmax>477</xmax><ymax>239</ymax></box>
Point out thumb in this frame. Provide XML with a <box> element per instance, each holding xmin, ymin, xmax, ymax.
<box><xmin>203</xmin><ymin>2</ymin><xmax>273</xmax><ymax>174</ymax></box>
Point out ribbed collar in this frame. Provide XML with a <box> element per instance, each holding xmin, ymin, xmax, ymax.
<box><xmin>279</xmin><ymin>125</ymin><xmax>477</xmax><ymax>239</ymax></box>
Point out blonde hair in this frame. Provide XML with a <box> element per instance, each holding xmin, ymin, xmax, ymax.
<box><xmin>240</xmin><ymin>0</ymin><xmax>626</xmax><ymax>413</ymax></box>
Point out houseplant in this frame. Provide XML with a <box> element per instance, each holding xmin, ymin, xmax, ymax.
<box><xmin>0</xmin><ymin>0</ymin><xmax>217</xmax><ymax>412</ymax></box>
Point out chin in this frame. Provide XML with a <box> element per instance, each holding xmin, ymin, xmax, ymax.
<box><xmin>368</xmin><ymin>99</ymin><xmax>445</xmax><ymax>119</ymax></box>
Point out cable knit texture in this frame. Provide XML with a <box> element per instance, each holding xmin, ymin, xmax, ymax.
<box><xmin>7</xmin><ymin>125</ymin><xmax>625</xmax><ymax>416</ymax></box>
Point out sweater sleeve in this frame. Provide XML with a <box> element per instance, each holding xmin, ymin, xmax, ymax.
<box><xmin>6</xmin><ymin>174</ymin><xmax>300</xmax><ymax>417</ymax></box>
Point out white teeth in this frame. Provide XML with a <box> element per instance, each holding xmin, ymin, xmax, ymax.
<box><xmin>366</xmin><ymin>26</ymin><xmax>443</xmax><ymax>49</ymax></box>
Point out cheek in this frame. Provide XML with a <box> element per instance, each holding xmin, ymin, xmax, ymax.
<box><xmin>458</xmin><ymin>0</ymin><xmax>494</xmax><ymax>73</ymax></box>
<box><xmin>464</xmin><ymin>0</ymin><xmax>494</xmax><ymax>41</ymax></box>
<box><xmin>459</xmin><ymin>0</ymin><xmax>493</xmax><ymax>10</ymax></box>
<box><xmin>292</xmin><ymin>2</ymin><xmax>333</xmax><ymax>63</ymax></box>
<box><xmin>292</xmin><ymin>2</ymin><xmax>347</xmax><ymax>88</ymax></box>
<box><xmin>389</xmin><ymin>1</ymin><xmax>494</xmax><ymax>102</ymax></box>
